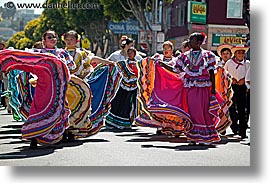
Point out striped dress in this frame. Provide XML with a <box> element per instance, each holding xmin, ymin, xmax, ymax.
<box><xmin>215</xmin><ymin>60</ymin><xmax>233</xmax><ymax>133</ymax></box>
<box><xmin>105</xmin><ymin>60</ymin><xmax>138</xmax><ymax>129</ymax></box>
<box><xmin>0</xmin><ymin>50</ymin><xmax>70</xmax><ymax>144</ymax></box>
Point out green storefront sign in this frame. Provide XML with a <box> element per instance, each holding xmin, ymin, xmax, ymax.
<box><xmin>188</xmin><ymin>1</ymin><xmax>207</xmax><ymax>24</ymax></box>
<box><xmin>212</xmin><ymin>33</ymin><xmax>247</xmax><ymax>46</ymax></box>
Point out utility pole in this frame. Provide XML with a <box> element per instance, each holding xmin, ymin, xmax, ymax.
<box><xmin>151</xmin><ymin>0</ymin><xmax>159</xmax><ymax>55</ymax></box>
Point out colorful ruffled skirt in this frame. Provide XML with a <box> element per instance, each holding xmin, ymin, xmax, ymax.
<box><xmin>0</xmin><ymin>50</ymin><xmax>70</xmax><ymax>144</ymax></box>
<box><xmin>135</xmin><ymin>58</ymin><xmax>193</xmax><ymax>136</ymax></box>
<box><xmin>86</xmin><ymin>64</ymin><xmax>121</xmax><ymax>132</ymax></box>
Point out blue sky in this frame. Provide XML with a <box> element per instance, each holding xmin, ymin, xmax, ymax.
<box><xmin>0</xmin><ymin>0</ymin><xmax>46</xmax><ymax>14</ymax></box>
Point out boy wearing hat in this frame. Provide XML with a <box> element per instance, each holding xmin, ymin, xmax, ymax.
<box><xmin>224</xmin><ymin>45</ymin><xmax>250</xmax><ymax>139</ymax></box>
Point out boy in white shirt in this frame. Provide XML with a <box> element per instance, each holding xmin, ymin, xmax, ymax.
<box><xmin>224</xmin><ymin>45</ymin><xmax>250</xmax><ymax>139</ymax></box>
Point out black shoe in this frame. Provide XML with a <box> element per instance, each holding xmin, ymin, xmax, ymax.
<box><xmin>61</xmin><ymin>132</ymin><xmax>68</xmax><ymax>142</ymax></box>
<box><xmin>68</xmin><ymin>132</ymin><xmax>75</xmax><ymax>141</ymax></box>
<box><xmin>232</xmin><ymin>130</ymin><xmax>239</xmax><ymax>135</ymax></box>
<box><xmin>156</xmin><ymin>130</ymin><xmax>163</xmax><ymax>135</ymax></box>
<box><xmin>240</xmin><ymin>133</ymin><xmax>248</xmax><ymax>139</ymax></box>
<box><xmin>30</xmin><ymin>138</ymin><xmax>38</xmax><ymax>149</ymax></box>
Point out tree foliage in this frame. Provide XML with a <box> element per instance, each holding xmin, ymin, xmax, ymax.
<box><xmin>99</xmin><ymin>0</ymin><xmax>133</xmax><ymax>22</ymax></box>
<box><xmin>33</xmin><ymin>0</ymin><xmax>72</xmax><ymax>47</ymax></box>
<box><xmin>100</xmin><ymin>0</ymin><xmax>174</xmax><ymax>54</ymax></box>
<box><xmin>60</xmin><ymin>0</ymin><xmax>111</xmax><ymax>56</ymax></box>
<box><xmin>24</xmin><ymin>18</ymin><xmax>41</xmax><ymax>41</ymax></box>
<box><xmin>5</xmin><ymin>0</ymin><xmax>72</xmax><ymax>49</ymax></box>
<box><xmin>5</xmin><ymin>0</ymin><xmax>175</xmax><ymax>54</ymax></box>
<box><xmin>0</xmin><ymin>2</ymin><xmax>16</xmax><ymax>20</ymax></box>
<box><xmin>6</xmin><ymin>31</ymin><xmax>33</xmax><ymax>49</ymax></box>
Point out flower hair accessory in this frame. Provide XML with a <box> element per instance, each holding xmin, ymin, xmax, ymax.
<box><xmin>201</xmin><ymin>32</ymin><xmax>207</xmax><ymax>45</ymax></box>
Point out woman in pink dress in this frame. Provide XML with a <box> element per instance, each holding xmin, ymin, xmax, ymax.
<box><xmin>175</xmin><ymin>32</ymin><xmax>221</xmax><ymax>145</ymax></box>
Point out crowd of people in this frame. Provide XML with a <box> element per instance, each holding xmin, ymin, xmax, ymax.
<box><xmin>0</xmin><ymin>30</ymin><xmax>250</xmax><ymax>148</ymax></box>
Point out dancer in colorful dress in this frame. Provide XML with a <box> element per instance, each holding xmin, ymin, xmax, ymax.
<box><xmin>174</xmin><ymin>32</ymin><xmax>222</xmax><ymax>145</ymax></box>
<box><xmin>136</xmin><ymin>46</ymin><xmax>193</xmax><ymax>137</ymax></box>
<box><xmin>33</xmin><ymin>30</ymin><xmax>76</xmax><ymax>71</ymax></box>
<box><xmin>105</xmin><ymin>47</ymin><xmax>139</xmax><ymax>129</ymax></box>
<box><xmin>224</xmin><ymin>45</ymin><xmax>250</xmax><ymax>139</ymax></box>
<box><xmin>62</xmin><ymin>30</ymin><xmax>113</xmax><ymax>140</ymax></box>
<box><xmin>153</xmin><ymin>41</ymin><xmax>177</xmax><ymax>66</ymax></box>
<box><xmin>215</xmin><ymin>44</ymin><xmax>234</xmax><ymax>134</ymax></box>
<box><xmin>0</xmin><ymin>50</ymin><xmax>70</xmax><ymax>148</ymax></box>
<box><xmin>150</xmin><ymin>41</ymin><xmax>179</xmax><ymax>135</ymax></box>
<box><xmin>6</xmin><ymin>30</ymin><xmax>76</xmax><ymax>148</ymax></box>
<box><xmin>62</xmin><ymin>30</ymin><xmax>112</xmax><ymax>79</ymax></box>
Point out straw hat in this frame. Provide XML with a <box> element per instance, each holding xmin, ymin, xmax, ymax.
<box><xmin>216</xmin><ymin>44</ymin><xmax>233</xmax><ymax>57</ymax></box>
<box><xmin>231</xmin><ymin>44</ymin><xmax>250</xmax><ymax>54</ymax></box>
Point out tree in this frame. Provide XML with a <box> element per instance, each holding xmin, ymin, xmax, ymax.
<box><xmin>60</xmin><ymin>0</ymin><xmax>111</xmax><ymax>57</ymax></box>
<box><xmin>6</xmin><ymin>31</ymin><xmax>33</xmax><ymax>49</ymax></box>
<box><xmin>100</xmin><ymin>0</ymin><xmax>133</xmax><ymax>21</ymax></box>
<box><xmin>100</xmin><ymin>0</ymin><xmax>174</xmax><ymax>54</ymax></box>
<box><xmin>16</xmin><ymin>37</ymin><xmax>33</xmax><ymax>50</ymax></box>
<box><xmin>33</xmin><ymin>0</ymin><xmax>72</xmax><ymax>47</ymax></box>
<box><xmin>24</xmin><ymin>18</ymin><xmax>41</xmax><ymax>41</ymax></box>
<box><xmin>0</xmin><ymin>2</ymin><xmax>16</xmax><ymax>20</ymax></box>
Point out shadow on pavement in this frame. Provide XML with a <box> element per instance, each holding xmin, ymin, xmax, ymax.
<box><xmin>0</xmin><ymin>138</ymin><xmax>109</xmax><ymax>159</ymax></box>
<box><xmin>141</xmin><ymin>144</ymin><xmax>217</xmax><ymax>151</ymax></box>
<box><xmin>100</xmin><ymin>127</ymin><xmax>139</xmax><ymax>133</ymax></box>
<box><xmin>0</xmin><ymin>123</ymin><xmax>110</xmax><ymax>159</ymax></box>
<box><xmin>123</xmin><ymin>134</ymin><xmax>245</xmax><ymax>151</ymax></box>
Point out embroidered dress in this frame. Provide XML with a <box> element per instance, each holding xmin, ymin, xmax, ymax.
<box><xmin>7</xmin><ymin>48</ymin><xmax>75</xmax><ymax>122</ymax></box>
<box><xmin>105</xmin><ymin>60</ymin><xmax>138</xmax><ymax>129</ymax></box>
<box><xmin>215</xmin><ymin>60</ymin><xmax>233</xmax><ymax>133</ymax></box>
<box><xmin>135</xmin><ymin>57</ymin><xmax>193</xmax><ymax>136</ymax></box>
<box><xmin>66</xmin><ymin>48</ymin><xmax>94</xmax><ymax>78</ymax></box>
<box><xmin>175</xmin><ymin>49</ymin><xmax>221</xmax><ymax>143</ymax></box>
<box><xmin>153</xmin><ymin>53</ymin><xmax>177</xmax><ymax>67</ymax></box>
<box><xmin>62</xmin><ymin>48</ymin><xmax>96</xmax><ymax>138</ymax></box>
<box><xmin>0</xmin><ymin>50</ymin><xmax>70</xmax><ymax>144</ymax></box>
<box><xmin>34</xmin><ymin>48</ymin><xmax>76</xmax><ymax>71</ymax></box>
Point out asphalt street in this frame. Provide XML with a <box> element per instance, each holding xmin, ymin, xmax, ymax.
<box><xmin>0</xmin><ymin>108</ymin><xmax>250</xmax><ymax>166</ymax></box>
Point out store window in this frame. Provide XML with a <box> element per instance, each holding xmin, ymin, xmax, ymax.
<box><xmin>166</xmin><ymin>7</ymin><xmax>171</xmax><ymax>29</ymax></box>
<box><xmin>177</xmin><ymin>2</ymin><xmax>186</xmax><ymax>26</ymax></box>
<box><xmin>227</xmin><ymin>0</ymin><xmax>243</xmax><ymax>18</ymax></box>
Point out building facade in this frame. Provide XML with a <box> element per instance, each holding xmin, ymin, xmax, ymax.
<box><xmin>165</xmin><ymin>0</ymin><xmax>249</xmax><ymax>52</ymax></box>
